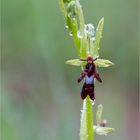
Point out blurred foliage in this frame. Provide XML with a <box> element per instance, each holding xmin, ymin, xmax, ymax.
<box><xmin>1</xmin><ymin>0</ymin><xmax>139</xmax><ymax>140</ymax></box>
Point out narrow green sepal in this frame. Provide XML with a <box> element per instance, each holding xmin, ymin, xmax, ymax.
<box><xmin>65</xmin><ymin>59</ymin><xmax>86</xmax><ymax>66</ymax></box>
<box><xmin>94</xmin><ymin>59</ymin><xmax>114</xmax><ymax>67</ymax></box>
<box><xmin>94</xmin><ymin>126</ymin><xmax>115</xmax><ymax>136</ymax></box>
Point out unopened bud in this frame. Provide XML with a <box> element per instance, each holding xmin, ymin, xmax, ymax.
<box><xmin>67</xmin><ymin>1</ymin><xmax>77</xmax><ymax>19</ymax></box>
<box><xmin>94</xmin><ymin>125</ymin><xmax>115</xmax><ymax>136</ymax></box>
<box><xmin>100</xmin><ymin>119</ymin><xmax>107</xmax><ymax>127</ymax></box>
<box><xmin>63</xmin><ymin>0</ymin><xmax>72</xmax><ymax>3</ymax></box>
<box><xmin>84</xmin><ymin>24</ymin><xmax>95</xmax><ymax>38</ymax></box>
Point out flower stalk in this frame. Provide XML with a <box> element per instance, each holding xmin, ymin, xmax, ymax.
<box><xmin>59</xmin><ymin>0</ymin><xmax>114</xmax><ymax>140</ymax></box>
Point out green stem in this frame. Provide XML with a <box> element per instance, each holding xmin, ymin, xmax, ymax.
<box><xmin>86</xmin><ymin>96</ymin><xmax>94</xmax><ymax>140</ymax></box>
<box><xmin>80</xmin><ymin>96</ymin><xmax>94</xmax><ymax>140</ymax></box>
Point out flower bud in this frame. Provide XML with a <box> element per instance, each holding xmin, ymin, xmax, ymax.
<box><xmin>63</xmin><ymin>0</ymin><xmax>72</xmax><ymax>3</ymax></box>
<box><xmin>84</xmin><ymin>24</ymin><xmax>95</xmax><ymax>39</ymax></box>
<box><xmin>100</xmin><ymin>119</ymin><xmax>107</xmax><ymax>127</ymax></box>
<box><xmin>94</xmin><ymin>125</ymin><xmax>115</xmax><ymax>136</ymax></box>
<box><xmin>67</xmin><ymin>1</ymin><xmax>77</xmax><ymax>19</ymax></box>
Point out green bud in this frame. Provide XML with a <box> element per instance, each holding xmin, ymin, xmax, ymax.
<box><xmin>94</xmin><ymin>125</ymin><xmax>115</xmax><ymax>136</ymax></box>
<box><xmin>84</xmin><ymin>24</ymin><xmax>95</xmax><ymax>39</ymax></box>
<box><xmin>63</xmin><ymin>0</ymin><xmax>72</xmax><ymax>3</ymax></box>
<box><xmin>67</xmin><ymin>1</ymin><xmax>77</xmax><ymax>19</ymax></box>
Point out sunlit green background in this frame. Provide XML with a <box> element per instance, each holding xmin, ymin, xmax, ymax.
<box><xmin>1</xmin><ymin>0</ymin><xmax>139</xmax><ymax>140</ymax></box>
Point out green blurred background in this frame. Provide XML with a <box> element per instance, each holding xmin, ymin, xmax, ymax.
<box><xmin>1</xmin><ymin>0</ymin><xmax>139</xmax><ymax>140</ymax></box>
